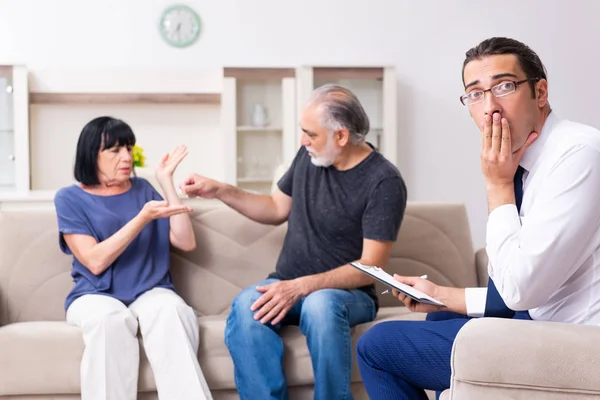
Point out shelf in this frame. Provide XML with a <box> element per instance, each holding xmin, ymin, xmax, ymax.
<box><xmin>237</xmin><ymin>126</ymin><xmax>282</xmax><ymax>133</ymax></box>
<box><xmin>225</xmin><ymin>68</ymin><xmax>295</xmax><ymax>80</ymax></box>
<box><xmin>237</xmin><ymin>177</ymin><xmax>273</xmax><ymax>183</ymax></box>
<box><xmin>29</xmin><ymin>92</ymin><xmax>221</xmax><ymax>105</ymax></box>
<box><xmin>0</xmin><ymin>66</ymin><xmax>11</xmax><ymax>78</ymax></box>
<box><xmin>313</xmin><ymin>67</ymin><xmax>384</xmax><ymax>80</ymax></box>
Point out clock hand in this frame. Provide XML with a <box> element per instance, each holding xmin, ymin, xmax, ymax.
<box><xmin>174</xmin><ymin>23</ymin><xmax>182</xmax><ymax>41</ymax></box>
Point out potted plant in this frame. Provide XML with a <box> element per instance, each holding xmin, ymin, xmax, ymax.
<box><xmin>133</xmin><ymin>145</ymin><xmax>154</xmax><ymax>183</ymax></box>
<box><xmin>132</xmin><ymin>145</ymin><xmax>146</xmax><ymax>168</ymax></box>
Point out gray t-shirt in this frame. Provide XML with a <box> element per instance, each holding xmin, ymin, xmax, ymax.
<box><xmin>269</xmin><ymin>145</ymin><xmax>407</xmax><ymax>309</ymax></box>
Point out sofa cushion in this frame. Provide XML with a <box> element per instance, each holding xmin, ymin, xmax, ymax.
<box><xmin>0</xmin><ymin>320</ymin><xmax>177</xmax><ymax>396</ymax></box>
<box><xmin>200</xmin><ymin>306</ymin><xmax>426</xmax><ymax>389</ymax></box>
<box><xmin>0</xmin><ymin>322</ymin><xmax>84</xmax><ymax>395</ymax></box>
<box><xmin>0</xmin><ymin>202</ymin><xmax>478</xmax><ymax>326</ymax></box>
<box><xmin>0</xmin><ymin>307</ymin><xmax>424</xmax><ymax>395</ymax></box>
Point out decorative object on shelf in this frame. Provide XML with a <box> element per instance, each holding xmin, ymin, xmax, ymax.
<box><xmin>159</xmin><ymin>4</ymin><xmax>201</xmax><ymax>48</ymax></box>
<box><xmin>132</xmin><ymin>145</ymin><xmax>146</xmax><ymax>167</ymax></box>
<box><xmin>252</xmin><ymin>103</ymin><xmax>269</xmax><ymax>127</ymax></box>
<box><xmin>132</xmin><ymin>146</ymin><xmax>162</xmax><ymax>195</ymax></box>
<box><xmin>133</xmin><ymin>145</ymin><xmax>154</xmax><ymax>185</ymax></box>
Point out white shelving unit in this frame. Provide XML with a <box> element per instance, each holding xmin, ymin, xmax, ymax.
<box><xmin>222</xmin><ymin>68</ymin><xmax>297</xmax><ymax>194</ymax></box>
<box><xmin>0</xmin><ymin>65</ymin><xmax>30</xmax><ymax>193</ymax></box>
<box><xmin>236</xmin><ymin>125</ymin><xmax>283</xmax><ymax>133</ymax></box>
<box><xmin>295</xmin><ymin>66</ymin><xmax>398</xmax><ymax>167</ymax></box>
<box><xmin>0</xmin><ymin>65</ymin><xmax>398</xmax><ymax>202</ymax></box>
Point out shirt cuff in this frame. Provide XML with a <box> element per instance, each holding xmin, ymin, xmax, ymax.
<box><xmin>465</xmin><ymin>287</ymin><xmax>487</xmax><ymax>318</ymax></box>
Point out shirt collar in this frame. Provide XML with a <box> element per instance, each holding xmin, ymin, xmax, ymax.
<box><xmin>520</xmin><ymin>110</ymin><xmax>559</xmax><ymax>172</ymax></box>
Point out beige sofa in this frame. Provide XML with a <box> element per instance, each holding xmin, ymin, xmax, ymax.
<box><xmin>1</xmin><ymin>201</ymin><xmax>591</xmax><ymax>399</ymax></box>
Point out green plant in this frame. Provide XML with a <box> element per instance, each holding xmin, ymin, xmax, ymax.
<box><xmin>132</xmin><ymin>145</ymin><xmax>146</xmax><ymax>167</ymax></box>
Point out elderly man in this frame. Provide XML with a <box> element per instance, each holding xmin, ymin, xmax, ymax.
<box><xmin>180</xmin><ymin>84</ymin><xmax>407</xmax><ymax>400</ymax></box>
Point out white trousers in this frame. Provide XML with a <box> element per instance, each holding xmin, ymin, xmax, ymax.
<box><xmin>66</xmin><ymin>287</ymin><xmax>213</xmax><ymax>400</ymax></box>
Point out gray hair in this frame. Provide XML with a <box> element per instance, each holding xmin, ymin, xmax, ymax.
<box><xmin>307</xmin><ymin>84</ymin><xmax>370</xmax><ymax>145</ymax></box>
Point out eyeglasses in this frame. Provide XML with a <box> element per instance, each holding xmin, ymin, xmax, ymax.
<box><xmin>460</xmin><ymin>78</ymin><xmax>540</xmax><ymax>106</ymax></box>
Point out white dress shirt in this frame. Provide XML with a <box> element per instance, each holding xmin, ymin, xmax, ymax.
<box><xmin>465</xmin><ymin>111</ymin><xmax>600</xmax><ymax>325</ymax></box>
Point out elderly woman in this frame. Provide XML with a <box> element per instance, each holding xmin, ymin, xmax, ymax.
<box><xmin>54</xmin><ymin>116</ymin><xmax>212</xmax><ymax>400</ymax></box>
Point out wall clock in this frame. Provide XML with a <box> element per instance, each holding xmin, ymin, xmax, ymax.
<box><xmin>159</xmin><ymin>5</ymin><xmax>201</xmax><ymax>48</ymax></box>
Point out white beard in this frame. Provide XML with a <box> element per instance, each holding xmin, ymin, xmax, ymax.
<box><xmin>306</xmin><ymin>136</ymin><xmax>341</xmax><ymax>167</ymax></box>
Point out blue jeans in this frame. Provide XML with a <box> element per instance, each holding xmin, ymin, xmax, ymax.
<box><xmin>224</xmin><ymin>278</ymin><xmax>376</xmax><ymax>400</ymax></box>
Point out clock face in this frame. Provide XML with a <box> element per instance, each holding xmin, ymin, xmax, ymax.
<box><xmin>159</xmin><ymin>5</ymin><xmax>201</xmax><ymax>48</ymax></box>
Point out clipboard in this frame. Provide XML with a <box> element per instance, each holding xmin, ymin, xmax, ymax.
<box><xmin>350</xmin><ymin>262</ymin><xmax>445</xmax><ymax>306</ymax></box>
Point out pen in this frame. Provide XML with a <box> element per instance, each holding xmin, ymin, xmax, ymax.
<box><xmin>381</xmin><ymin>274</ymin><xmax>428</xmax><ymax>295</ymax></box>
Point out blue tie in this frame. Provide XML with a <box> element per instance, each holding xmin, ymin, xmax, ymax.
<box><xmin>513</xmin><ymin>166</ymin><xmax>525</xmax><ymax>211</ymax></box>
<box><xmin>483</xmin><ymin>166</ymin><xmax>525</xmax><ymax>318</ymax></box>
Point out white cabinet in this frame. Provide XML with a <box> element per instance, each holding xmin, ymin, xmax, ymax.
<box><xmin>221</xmin><ymin>68</ymin><xmax>297</xmax><ymax>194</ymax></box>
<box><xmin>0</xmin><ymin>66</ymin><xmax>30</xmax><ymax>193</ymax></box>
<box><xmin>296</xmin><ymin>66</ymin><xmax>398</xmax><ymax>167</ymax></box>
<box><xmin>0</xmin><ymin>65</ymin><xmax>398</xmax><ymax>201</ymax></box>
<box><xmin>0</xmin><ymin>67</ymin><xmax>15</xmax><ymax>189</ymax></box>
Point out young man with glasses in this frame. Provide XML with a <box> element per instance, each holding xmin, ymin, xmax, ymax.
<box><xmin>356</xmin><ymin>36</ymin><xmax>600</xmax><ymax>399</ymax></box>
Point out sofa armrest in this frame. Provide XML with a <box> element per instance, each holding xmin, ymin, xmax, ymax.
<box><xmin>449</xmin><ymin>318</ymin><xmax>600</xmax><ymax>397</ymax></box>
<box><xmin>475</xmin><ymin>248</ymin><xmax>488</xmax><ymax>287</ymax></box>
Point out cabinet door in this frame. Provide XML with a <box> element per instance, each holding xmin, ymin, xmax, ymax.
<box><xmin>0</xmin><ymin>68</ymin><xmax>15</xmax><ymax>190</ymax></box>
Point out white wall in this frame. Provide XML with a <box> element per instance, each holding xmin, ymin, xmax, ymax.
<box><xmin>1</xmin><ymin>0</ymin><xmax>600</xmax><ymax>249</ymax></box>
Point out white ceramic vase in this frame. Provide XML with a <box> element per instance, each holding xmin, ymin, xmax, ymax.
<box><xmin>252</xmin><ymin>104</ymin><xmax>269</xmax><ymax>127</ymax></box>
